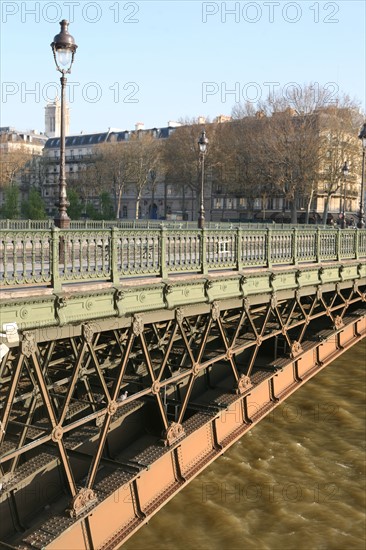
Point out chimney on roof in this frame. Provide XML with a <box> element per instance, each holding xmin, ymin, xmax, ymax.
<box><xmin>135</xmin><ymin>122</ymin><xmax>144</xmax><ymax>131</ymax></box>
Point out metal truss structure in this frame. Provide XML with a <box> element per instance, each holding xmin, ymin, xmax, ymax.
<box><xmin>1</xmin><ymin>272</ymin><xmax>365</xmax><ymax>549</ymax></box>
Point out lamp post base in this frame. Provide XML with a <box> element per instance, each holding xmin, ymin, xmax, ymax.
<box><xmin>54</xmin><ymin>214</ymin><xmax>70</xmax><ymax>230</ymax></box>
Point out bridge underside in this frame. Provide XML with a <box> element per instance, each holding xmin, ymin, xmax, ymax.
<box><xmin>0</xmin><ymin>271</ymin><xmax>365</xmax><ymax>549</ymax></box>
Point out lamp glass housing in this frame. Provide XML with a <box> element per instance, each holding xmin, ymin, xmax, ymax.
<box><xmin>56</xmin><ymin>48</ymin><xmax>72</xmax><ymax>67</ymax></box>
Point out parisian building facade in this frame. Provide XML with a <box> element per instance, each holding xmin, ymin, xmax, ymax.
<box><xmin>1</xmin><ymin>109</ymin><xmax>363</xmax><ymax>225</ymax></box>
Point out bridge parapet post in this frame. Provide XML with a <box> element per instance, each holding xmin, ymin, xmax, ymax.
<box><xmin>236</xmin><ymin>227</ymin><xmax>244</xmax><ymax>270</ymax></box>
<box><xmin>337</xmin><ymin>227</ymin><xmax>342</xmax><ymax>261</ymax></box>
<box><xmin>266</xmin><ymin>227</ymin><xmax>272</xmax><ymax>269</ymax></box>
<box><xmin>111</xmin><ymin>227</ymin><xmax>119</xmax><ymax>286</ymax></box>
<box><xmin>51</xmin><ymin>226</ymin><xmax>61</xmax><ymax>292</ymax></box>
<box><xmin>160</xmin><ymin>225</ymin><xmax>168</xmax><ymax>279</ymax></box>
<box><xmin>316</xmin><ymin>227</ymin><xmax>321</xmax><ymax>263</ymax></box>
<box><xmin>201</xmin><ymin>228</ymin><xmax>208</xmax><ymax>275</ymax></box>
<box><xmin>293</xmin><ymin>227</ymin><xmax>298</xmax><ymax>265</ymax></box>
<box><xmin>355</xmin><ymin>229</ymin><xmax>360</xmax><ymax>260</ymax></box>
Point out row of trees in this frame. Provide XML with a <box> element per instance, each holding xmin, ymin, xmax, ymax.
<box><xmin>212</xmin><ymin>88</ymin><xmax>362</xmax><ymax>223</ymax></box>
<box><xmin>75</xmin><ymin>86</ymin><xmax>361</xmax><ymax>224</ymax></box>
<box><xmin>1</xmin><ymin>84</ymin><xmax>363</xmax><ymax>222</ymax></box>
<box><xmin>1</xmin><ymin>187</ymin><xmax>46</xmax><ymax>219</ymax></box>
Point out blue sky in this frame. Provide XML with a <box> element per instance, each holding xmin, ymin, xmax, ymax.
<box><xmin>1</xmin><ymin>0</ymin><xmax>365</xmax><ymax>134</ymax></box>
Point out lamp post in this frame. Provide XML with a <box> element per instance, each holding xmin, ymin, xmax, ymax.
<box><xmin>198</xmin><ymin>129</ymin><xmax>208</xmax><ymax>229</ymax></box>
<box><xmin>51</xmin><ymin>20</ymin><xmax>77</xmax><ymax>228</ymax></box>
<box><xmin>341</xmin><ymin>161</ymin><xmax>349</xmax><ymax>229</ymax></box>
<box><xmin>149</xmin><ymin>169</ymin><xmax>157</xmax><ymax>219</ymax></box>
<box><xmin>358</xmin><ymin>123</ymin><xmax>366</xmax><ymax>228</ymax></box>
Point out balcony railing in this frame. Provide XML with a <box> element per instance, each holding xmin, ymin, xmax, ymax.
<box><xmin>1</xmin><ymin>226</ymin><xmax>365</xmax><ymax>290</ymax></box>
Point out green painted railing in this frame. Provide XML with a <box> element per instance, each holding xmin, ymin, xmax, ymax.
<box><xmin>1</xmin><ymin>227</ymin><xmax>365</xmax><ymax>290</ymax></box>
<box><xmin>0</xmin><ymin>219</ymin><xmax>332</xmax><ymax>231</ymax></box>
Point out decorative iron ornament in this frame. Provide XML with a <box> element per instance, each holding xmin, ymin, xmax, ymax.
<box><xmin>82</xmin><ymin>322</ymin><xmax>94</xmax><ymax>343</ymax></box>
<box><xmin>68</xmin><ymin>488</ymin><xmax>97</xmax><ymax>518</ymax></box>
<box><xmin>237</xmin><ymin>374</ymin><xmax>253</xmax><ymax>394</ymax></box>
<box><xmin>291</xmin><ymin>341</ymin><xmax>303</xmax><ymax>358</ymax></box>
<box><xmin>271</xmin><ymin>293</ymin><xmax>278</xmax><ymax>309</ymax></box>
<box><xmin>176</xmin><ymin>308</ymin><xmax>185</xmax><ymax>324</ymax></box>
<box><xmin>21</xmin><ymin>331</ymin><xmax>36</xmax><ymax>358</ymax></box>
<box><xmin>51</xmin><ymin>425</ymin><xmax>64</xmax><ymax>442</ymax></box>
<box><xmin>107</xmin><ymin>401</ymin><xmax>118</xmax><ymax>416</ymax></box>
<box><xmin>334</xmin><ymin>316</ymin><xmax>344</xmax><ymax>330</ymax></box>
<box><xmin>164</xmin><ymin>422</ymin><xmax>185</xmax><ymax>446</ymax></box>
<box><xmin>211</xmin><ymin>301</ymin><xmax>220</xmax><ymax>321</ymax></box>
<box><xmin>133</xmin><ymin>315</ymin><xmax>144</xmax><ymax>336</ymax></box>
<box><xmin>243</xmin><ymin>297</ymin><xmax>250</xmax><ymax>310</ymax></box>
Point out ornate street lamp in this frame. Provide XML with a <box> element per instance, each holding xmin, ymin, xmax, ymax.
<box><xmin>358</xmin><ymin>123</ymin><xmax>366</xmax><ymax>228</ymax></box>
<box><xmin>198</xmin><ymin>129</ymin><xmax>209</xmax><ymax>229</ymax></box>
<box><xmin>51</xmin><ymin>20</ymin><xmax>77</xmax><ymax>228</ymax></box>
<box><xmin>341</xmin><ymin>161</ymin><xmax>349</xmax><ymax>229</ymax></box>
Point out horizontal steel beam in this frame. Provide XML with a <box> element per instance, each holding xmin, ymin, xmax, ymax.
<box><xmin>1</xmin><ymin>261</ymin><xmax>365</xmax><ymax>335</ymax></box>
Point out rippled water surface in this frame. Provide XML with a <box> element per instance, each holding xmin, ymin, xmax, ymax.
<box><xmin>123</xmin><ymin>341</ymin><xmax>366</xmax><ymax>550</ymax></box>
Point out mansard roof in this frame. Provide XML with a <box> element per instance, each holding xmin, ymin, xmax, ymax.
<box><xmin>44</xmin><ymin>126</ymin><xmax>175</xmax><ymax>149</ymax></box>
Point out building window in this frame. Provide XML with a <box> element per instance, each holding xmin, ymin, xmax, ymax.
<box><xmin>122</xmin><ymin>205</ymin><xmax>128</xmax><ymax>218</ymax></box>
<box><xmin>226</xmin><ymin>197</ymin><xmax>237</xmax><ymax>209</ymax></box>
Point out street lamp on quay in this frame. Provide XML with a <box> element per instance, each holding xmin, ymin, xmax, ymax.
<box><xmin>358</xmin><ymin>123</ymin><xmax>366</xmax><ymax>229</ymax></box>
<box><xmin>51</xmin><ymin>20</ymin><xmax>77</xmax><ymax>229</ymax></box>
<box><xmin>198</xmin><ymin>129</ymin><xmax>209</xmax><ymax>229</ymax></box>
<box><xmin>340</xmin><ymin>161</ymin><xmax>349</xmax><ymax>229</ymax></box>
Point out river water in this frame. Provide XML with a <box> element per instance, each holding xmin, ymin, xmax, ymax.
<box><xmin>123</xmin><ymin>340</ymin><xmax>366</xmax><ymax>550</ymax></box>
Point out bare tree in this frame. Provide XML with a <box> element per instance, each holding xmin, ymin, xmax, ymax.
<box><xmin>92</xmin><ymin>142</ymin><xmax>134</xmax><ymax>218</ymax></box>
<box><xmin>0</xmin><ymin>141</ymin><xmax>33</xmax><ymax>188</ymax></box>
<box><xmin>123</xmin><ymin>133</ymin><xmax>161</xmax><ymax>219</ymax></box>
<box><xmin>231</xmin><ymin>85</ymin><xmax>362</xmax><ymax>223</ymax></box>
<box><xmin>162</xmin><ymin>120</ymin><xmax>216</xmax><ymax>220</ymax></box>
<box><xmin>317</xmin><ymin>105</ymin><xmax>362</xmax><ymax>223</ymax></box>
